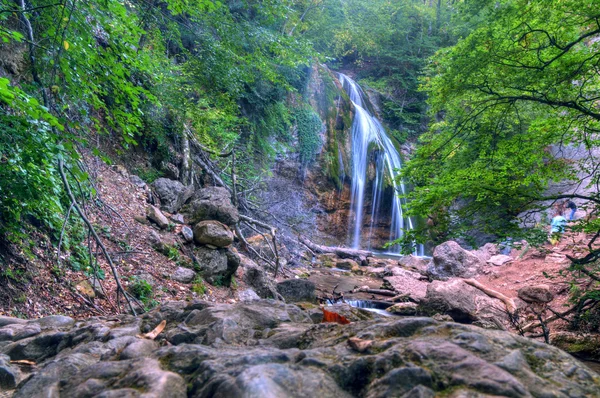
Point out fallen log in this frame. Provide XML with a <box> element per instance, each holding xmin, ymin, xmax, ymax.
<box><xmin>298</xmin><ymin>235</ymin><xmax>373</xmax><ymax>264</ymax></box>
<box><xmin>354</xmin><ymin>286</ymin><xmax>397</xmax><ymax>297</ymax></box>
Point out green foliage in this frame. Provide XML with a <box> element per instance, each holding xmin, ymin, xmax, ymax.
<box><xmin>294</xmin><ymin>107</ymin><xmax>323</xmax><ymax>164</ymax></box>
<box><xmin>404</xmin><ymin>0</ymin><xmax>600</xmax><ymax>243</ymax></box>
<box><xmin>191</xmin><ymin>276</ymin><xmax>207</xmax><ymax>295</ymax></box>
<box><xmin>0</xmin><ymin>0</ymin><xmax>318</xmax><ymax>258</ymax></box>
<box><xmin>129</xmin><ymin>277</ymin><xmax>153</xmax><ymax>303</ymax></box>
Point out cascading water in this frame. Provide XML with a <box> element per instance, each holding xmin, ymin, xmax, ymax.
<box><xmin>339</xmin><ymin>73</ymin><xmax>422</xmax><ymax>255</ymax></box>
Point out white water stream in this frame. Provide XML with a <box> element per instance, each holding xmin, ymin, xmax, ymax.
<box><xmin>339</xmin><ymin>73</ymin><xmax>422</xmax><ymax>255</ymax></box>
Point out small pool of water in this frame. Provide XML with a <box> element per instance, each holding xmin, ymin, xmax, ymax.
<box><xmin>326</xmin><ymin>298</ymin><xmax>395</xmax><ymax>317</ymax></box>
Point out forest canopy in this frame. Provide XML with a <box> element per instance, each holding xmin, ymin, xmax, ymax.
<box><xmin>403</xmin><ymin>0</ymin><xmax>600</xmax><ymax>246</ymax></box>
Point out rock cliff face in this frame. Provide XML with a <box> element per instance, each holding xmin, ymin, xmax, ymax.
<box><xmin>259</xmin><ymin>65</ymin><xmax>404</xmax><ymax>250</ymax></box>
<box><xmin>1</xmin><ymin>300</ymin><xmax>598</xmax><ymax>397</ymax></box>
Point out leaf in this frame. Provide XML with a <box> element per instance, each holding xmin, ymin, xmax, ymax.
<box><xmin>10</xmin><ymin>359</ymin><xmax>36</xmax><ymax>366</ymax></box>
<box><xmin>140</xmin><ymin>320</ymin><xmax>166</xmax><ymax>340</ymax></box>
<box><xmin>321</xmin><ymin>308</ymin><xmax>351</xmax><ymax>325</ymax></box>
<box><xmin>63</xmin><ymin>41</ymin><xmax>69</xmax><ymax>50</ymax></box>
<box><xmin>347</xmin><ymin>337</ymin><xmax>373</xmax><ymax>353</ymax></box>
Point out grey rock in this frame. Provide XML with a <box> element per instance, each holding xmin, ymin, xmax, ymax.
<box><xmin>0</xmin><ymin>323</ymin><xmax>41</xmax><ymax>342</ymax></box>
<box><xmin>120</xmin><ymin>339</ymin><xmax>159</xmax><ymax>360</ymax></box>
<box><xmin>336</xmin><ymin>259</ymin><xmax>359</xmax><ymax>270</ymax></box>
<box><xmin>194</xmin><ymin>246</ymin><xmax>239</xmax><ymax>286</ymax></box>
<box><xmin>151</xmin><ymin>178</ymin><xmax>193</xmax><ymax>214</ymax></box>
<box><xmin>0</xmin><ymin>354</ymin><xmax>19</xmax><ymax>390</ymax></box>
<box><xmin>473</xmin><ymin>242</ymin><xmax>499</xmax><ymax>262</ymax></box>
<box><xmin>170</xmin><ymin>213</ymin><xmax>185</xmax><ymax>224</ymax></box>
<box><xmin>146</xmin><ymin>205</ymin><xmax>169</xmax><ymax>229</ymax></box>
<box><xmin>182</xmin><ymin>186</ymin><xmax>239</xmax><ymax>226</ymax></box>
<box><xmin>420</xmin><ymin>279</ymin><xmax>505</xmax><ymax>327</ymax></box>
<box><xmin>181</xmin><ymin>226</ymin><xmax>194</xmax><ymax>243</ymax></box>
<box><xmin>429</xmin><ymin>241</ymin><xmax>484</xmax><ymax>279</ymax></box>
<box><xmin>518</xmin><ymin>284</ymin><xmax>554</xmax><ymax>304</ymax></box>
<box><xmin>488</xmin><ymin>254</ymin><xmax>513</xmax><ymax>267</ymax></box>
<box><xmin>239</xmin><ymin>255</ymin><xmax>278</xmax><ymax>299</ymax></box>
<box><xmin>30</xmin><ymin>315</ymin><xmax>74</xmax><ymax>329</ymax></box>
<box><xmin>2</xmin><ymin>331</ymin><xmax>68</xmax><ymax>362</ymax></box>
<box><xmin>60</xmin><ymin>358</ymin><xmax>186</xmax><ymax>398</ymax></box>
<box><xmin>238</xmin><ymin>288</ymin><xmax>261</xmax><ymax>302</ymax></box>
<box><xmin>0</xmin><ymin>316</ymin><xmax>27</xmax><ymax>328</ymax></box>
<box><xmin>148</xmin><ymin>230</ymin><xmax>178</xmax><ymax>254</ymax></box>
<box><xmin>398</xmin><ymin>255</ymin><xmax>431</xmax><ymax>274</ymax></box>
<box><xmin>276</xmin><ymin>279</ymin><xmax>316</xmax><ymax>303</ymax></box>
<box><xmin>172</xmin><ymin>267</ymin><xmax>196</xmax><ymax>284</ymax></box>
<box><xmin>383</xmin><ymin>268</ymin><xmax>428</xmax><ymax>302</ymax></box>
<box><xmin>193</xmin><ymin>220</ymin><xmax>234</xmax><ymax>248</ymax></box>
<box><xmin>205</xmin><ymin>363</ymin><xmax>352</xmax><ymax>398</ymax></box>
<box><xmin>162</xmin><ymin>162</ymin><xmax>180</xmax><ymax>180</ymax></box>
<box><xmin>6</xmin><ymin>301</ymin><xmax>600</xmax><ymax>398</ymax></box>
<box><xmin>129</xmin><ymin>175</ymin><xmax>147</xmax><ymax>189</ymax></box>
<box><xmin>386</xmin><ymin>302</ymin><xmax>419</xmax><ymax>315</ymax></box>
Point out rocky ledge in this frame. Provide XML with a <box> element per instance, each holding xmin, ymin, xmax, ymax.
<box><xmin>0</xmin><ymin>300</ymin><xmax>598</xmax><ymax>397</ymax></box>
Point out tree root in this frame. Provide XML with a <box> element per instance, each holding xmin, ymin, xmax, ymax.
<box><xmin>463</xmin><ymin>278</ymin><xmax>517</xmax><ymax>314</ymax></box>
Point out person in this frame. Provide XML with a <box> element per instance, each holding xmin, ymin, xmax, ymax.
<box><xmin>549</xmin><ymin>211</ymin><xmax>567</xmax><ymax>245</ymax></box>
<box><xmin>566</xmin><ymin>200</ymin><xmax>577</xmax><ymax>220</ymax></box>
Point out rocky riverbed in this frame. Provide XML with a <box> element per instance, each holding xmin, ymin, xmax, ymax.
<box><xmin>1</xmin><ymin>299</ymin><xmax>599</xmax><ymax>397</ymax></box>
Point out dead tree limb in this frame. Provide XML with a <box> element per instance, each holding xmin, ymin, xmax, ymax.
<box><xmin>463</xmin><ymin>278</ymin><xmax>517</xmax><ymax>314</ymax></box>
<box><xmin>231</xmin><ymin>151</ymin><xmax>238</xmax><ymax>207</ymax></box>
<box><xmin>522</xmin><ymin>304</ymin><xmax>582</xmax><ymax>333</ymax></box>
<box><xmin>240</xmin><ymin>215</ymin><xmax>281</xmax><ymax>277</ymax></box>
<box><xmin>353</xmin><ymin>287</ymin><xmax>397</xmax><ymax>296</ymax></box>
<box><xmin>298</xmin><ymin>235</ymin><xmax>373</xmax><ymax>263</ymax></box>
<box><xmin>59</xmin><ymin>158</ymin><xmax>137</xmax><ymax>316</ymax></box>
<box><xmin>56</xmin><ymin>201</ymin><xmax>74</xmax><ymax>266</ymax></box>
<box><xmin>192</xmin><ymin>154</ymin><xmax>232</xmax><ymax>193</ymax></box>
<box><xmin>234</xmin><ymin>223</ymin><xmax>278</xmax><ymax>270</ymax></box>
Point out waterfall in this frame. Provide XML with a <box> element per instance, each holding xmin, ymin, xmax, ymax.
<box><xmin>339</xmin><ymin>73</ymin><xmax>422</xmax><ymax>255</ymax></box>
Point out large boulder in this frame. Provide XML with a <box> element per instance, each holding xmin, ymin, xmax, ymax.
<box><xmin>194</xmin><ymin>246</ymin><xmax>240</xmax><ymax>286</ymax></box>
<box><xmin>4</xmin><ymin>301</ymin><xmax>599</xmax><ymax>397</ymax></box>
<box><xmin>419</xmin><ymin>279</ymin><xmax>506</xmax><ymax>327</ymax></box>
<box><xmin>193</xmin><ymin>220</ymin><xmax>234</xmax><ymax>247</ymax></box>
<box><xmin>182</xmin><ymin>186</ymin><xmax>239</xmax><ymax>226</ymax></box>
<box><xmin>151</xmin><ymin>178</ymin><xmax>193</xmax><ymax>214</ymax></box>
<box><xmin>276</xmin><ymin>279</ymin><xmax>316</xmax><ymax>303</ymax></box>
<box><xmin>429</xmin><ymin>241</ymin><xmax>484</xmax><ymax>279</ymax></box>
<box><xmin>518</xmin><ymin>284</ymin><xmax>554</xmax><ymax>304</ymax></box>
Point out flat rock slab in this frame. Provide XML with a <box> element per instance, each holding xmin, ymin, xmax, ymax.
<box><xmin>383</xmin><ymin>268</ymin><xmax>429</xmax><ymax>302</ymax></box>
<box><xmin>308</xmin><ymin>269</ymin><xmax>389</xmax><ymax>300</ymax></box>
<box><xmin>487</xmin><ymin>254</ymin><xmax>513</xmax><ymax>266</ymax></box>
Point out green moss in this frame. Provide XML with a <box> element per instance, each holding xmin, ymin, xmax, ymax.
<box><xmin>294</xmin><ymin>107</ymin><xmax>323</xmax><ymax>165</ymax></box>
